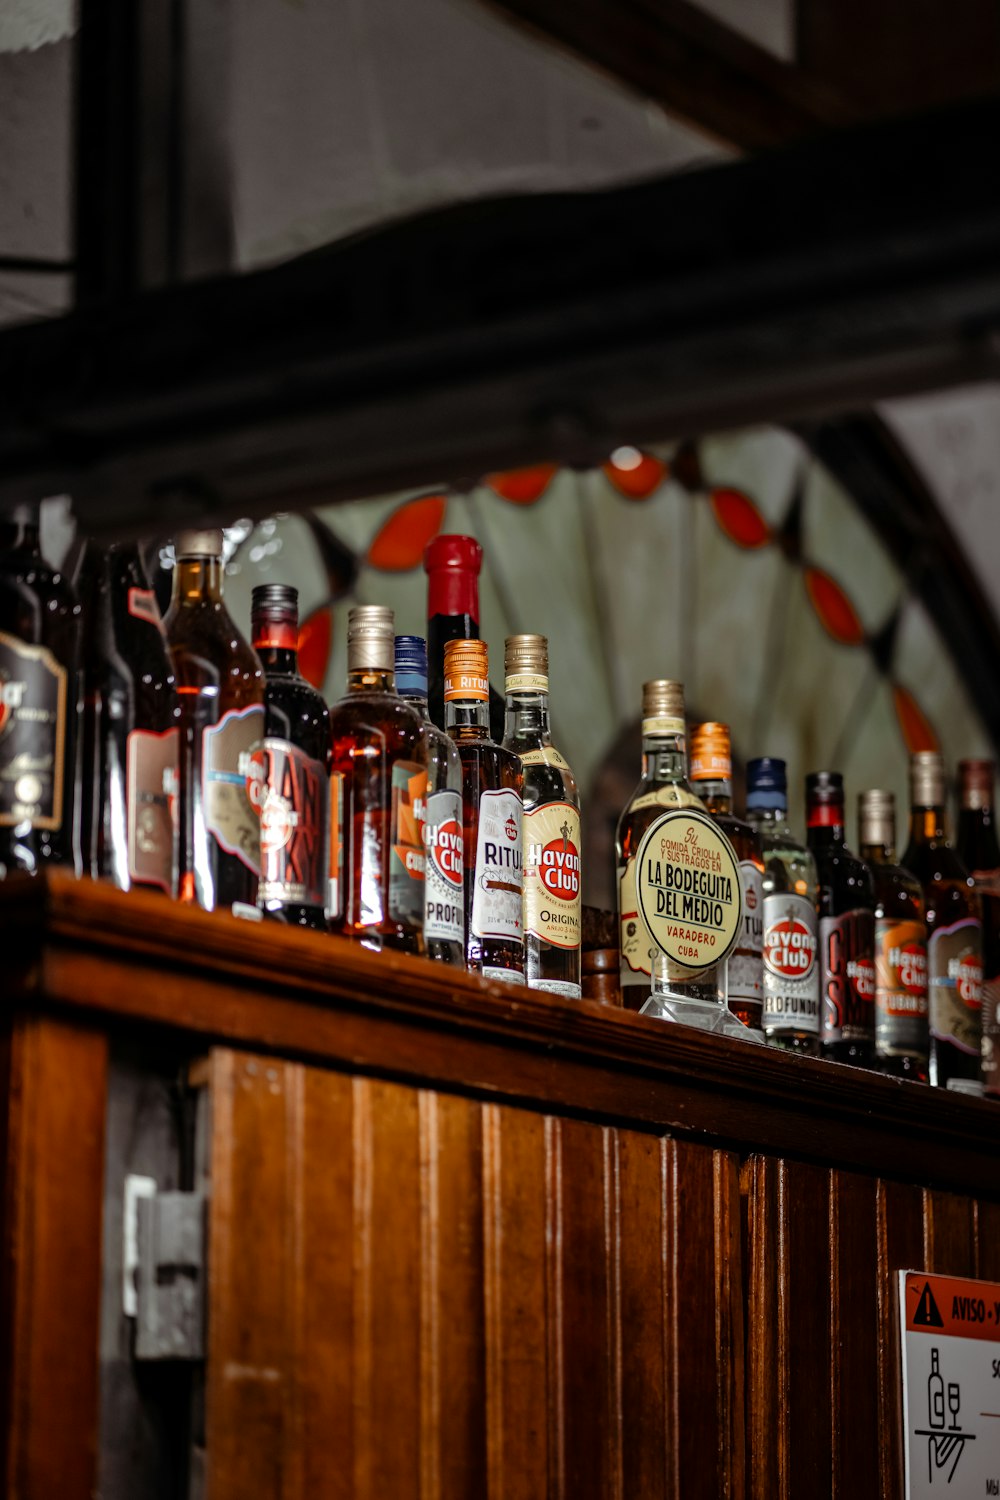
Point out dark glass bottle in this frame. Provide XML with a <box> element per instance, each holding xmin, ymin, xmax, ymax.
<box><xmin>445</xmin><ymin>637</ymin><xmax>524</xmax><ymax>983</ymax></box>
<box><xmin>858</xmin><ymin>789</ymin><xmax>928</xmax><ymax>1081</ymax></box>
<box><xmin>79</xmin><ymin>540</ymin><xmax>179</xmax><ymax>893</ymax></box>
<box><xmin>424</xmin><ymin>534</ymin><xmax>505</xmax><ymax>739</ymax></box>
<box><xmin>902</xmin><ymin>751</ymin><xmax>982</xmax><ymax>1090</ymax></box>
<box><xmin>0</xmin><ymin>502</ymin><xmax>81</xmax><ymax>876</ymax></box>
<box><xmin>957</xmin><ymin>759</ymin><xmax>1000</xmax><ymax>1098</ymax></box>
<box><xmin>163</xmin><ymin>529</ymin><xmax>265</xmax><ymax>915</ymax></box>
<box><xmin>328</xmin><ymin>606</ymin><xmax>427</xmax><ymax>954</ymax></box>
<box><xmin>251</xmin><ymin>584</ymin><xmax>330</xmax><ymax>930</ymax></box>
<box><xmin>806</xmin><ymin>771</ymin><xmax>876</xmax><ymax>1068</ymax></box>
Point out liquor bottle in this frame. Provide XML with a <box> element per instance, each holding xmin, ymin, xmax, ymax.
<box><xmin>78</xmin><ymin>540</ymin><xmax>179</xmax><ymax>894</ymax></box>
<box><xmin>395</xmin><ymin>633</ymin><xmax>465</xmax><ymax>965</ymax></box>
<box><xmin>424</xmin><ymin>534</ymin><xmax>504</xmax><ymax>739</ymax></box>
<box><xmin>328</xmin><ymin>606</ymin><xmax>428</xmax><ymax>953</ymax></box>
<box><xmin>956</xmin><ymin>759</ymin><xmax>1000</xmax><ymax>1098</ymax></box>
<box><xmin>616</xmin><ymin>680</ymin><xmax>703</xmax><ymax>1011</ymax></box>
<box><xmin>0</xmin><ymin>501</ymin><xmax>81</xmax><ymax>876</ymax></box>
<box><xmin>250</xmin><ymin>584</ymin><xmax>330</xmax><ymax>929</ymax></box>
<box><xmin>806</xmin><ymin>771</ymin><xmax>876</xmax><ymax>1067</ymax></box>
<box><xmin>858</xmin><ymin>789</ymin><xmax>929</xmax><ymax>1081</ymax></box>
<box><xmin>689</xmin><ymin>721</ymin><xmax>763</xmax><ymax>1031</ymax></box>
<box><xmin>745</xmin><ymin>757</ymin><xmax>820</xmax><ymax>1054</ymax></box>
<box><xmin>902</xmin><ymin>751</ymin><xmax>983</xmax><ymax>1089</ymax></box>
<box><xmin>928</xmin><ymin>1348</ymin><xmax>945</xmax><ymax>1430</ymax></box>
<box><xmin>445</xmin><ymin>637</ymin><xmax>524</xmax><ymax>983</ymax></box>
<box><xmin>502</xmin><ymin>633</ymin><xmax>582</xmax><ymax>999</ymax></box>
<box><xmin>163</xmin><ymin>529</ymin><xmax>265</xmax><ymax>915</ymax></box>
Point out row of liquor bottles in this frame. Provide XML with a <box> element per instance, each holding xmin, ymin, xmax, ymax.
<box><xmin>615</xmin><ymin>677</ymin><xmax>996</xmax><ymax>1095</ymax></box>
<box><xmin>0</xmin><ymin>517</ymin><xmax>581</xmax><ymax>995</ymax></box>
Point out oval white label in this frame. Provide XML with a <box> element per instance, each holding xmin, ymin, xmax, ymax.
<box><xmin>634</xmin><ymin>808</ymin><xmax>743</xmax><ymax>972</ymax></box>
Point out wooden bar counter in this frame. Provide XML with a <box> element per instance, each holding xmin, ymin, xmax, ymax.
<box><xmin>2</xmin><ymin>872</ymin><xmax>998</xmax><ymax>1499</ymax></box>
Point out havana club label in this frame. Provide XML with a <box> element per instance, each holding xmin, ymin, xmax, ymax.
<box><xmin>819</xmin><ymin>908</ymin><xmax>876</xmax><ymax>1045</ymax></box>
<box><xmin>762</xmin><ymin>892</ymin><xmax>819</xmax><ymax>1033</ymax></box>
<box><xmin>729</xmin><ymin>860</ymin><xmax>763</xmax><ymax>1007</ymax></box>
<box><xmin>471</xmin><ymin>787</ymin><xmax>523</xmax><ymax>943</ymax></box>
<box><xmin>126</xmin><ymin>727</ymin><xmax>179</xmax><ymax>893</ymax></box>
<box><xmin>874</xmin><ymin>917</ymin><xmax>928</xmax><ymax>1054</ymax></box>
<box><xmin>633</xmin><ymin>809</ymin><xmax>742</xmax><ymax>975</ymax></box>
<box><xmin>423</xmin><ymin>788</ymin><xmax>464</xmax><ymax>945</ymax></box>
<box><xmin>928</xmin><ymin>917</ymin><xmax>982</xmax><ymax>1056</ymax></box>
<box><xmin>388</xmin><ymin>761</ymin><xmax>428</xmax><ymax>929</ymax></box>
<box><xmin>251</xmin><ymin>737</ymin><xmax>328</xmax><ymax>910</ymax></box>
<box><xmin>202</xmin><ymin>704</ymin><xmax>265</xmax><ymax>875</ymax></box>
<box><xmin>0</xmin><ymin>630</ymin><xmax>67</xmax><ymax>831</ymax></box>
<box><xmin>523</xmin><ymin>800</ymin><xmax>581</xmax><ymax>951</ymax></box>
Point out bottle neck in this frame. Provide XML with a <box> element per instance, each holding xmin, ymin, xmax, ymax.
<box><xmin>747</xmin><ymin>802</ymin><xmax>787</xmax><ymax>828</ymax></box>
<box><xmin>172</xmin><ymin>555</ymin><xmax>224</xmax><ymax>604</ymax></box>
<box><xmin>692</xmin><ymin>777</ymin><xmax>732</xmax><ymax>815</ymax></box>
<box><xmin>807</xmin><ymin>805</ymin><xmax>846</xmax><ymax>849</ymax></box>
<box><xmin>446</xmin><ymin>696</ymin><xmax>490</xmax><ymax>735</ymax></box>
<box><xmin>860</xmin><ymin>841</ymin><xmax>895</xmax><ymax>866</ymax></box>
<box><xmin>908</xmin><ymin>805</ymin><xmax>947</xmax><ymax>845</ymax></box>
<box><xmin>642</xmin><ymin>732</ymin><xmax>687</xmax><ymax>781</ymax></box>
<box><xmin>399</xmin><ymin>688</ymin><xmax>430</xmax><ymax>720</ymax></box>
<box><xmin>957</xmin><ymin>804</ymin><xmax>1000</xmax><ymax>869</ymax></box>
<box><xmin>252</xmin><ymin>618</ymin><xmax>299</xmax><ymax>676</ymax></box>
<box><xmin>347</xmin><ymin>666</ymin><xmax>395</xmax><ymax>693</ymax></box>
<box><xmin>504</xmin><ymin>689</ymin><xmax>551</xmax><ymax>741</ymax></box>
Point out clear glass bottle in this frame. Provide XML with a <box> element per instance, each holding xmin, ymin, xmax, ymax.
<box><xmin>445</xmin><ymin>637</ymin><xmax>524</xmax><ymax>983</ymax></box>
<box><xmin>395</xmin><ymin>633</ymin><xmax>464</xmax><ymax>966</ymax></box>
<box><xmin>251</xmin><ymin>584</ymin><xmax>330</xmax><ymax>930</ymax></box>
<box><xmin>689</xmin><ymin>721</ymin><xmax>763</xmax><ymax>1032</ymax></box>
<box><xmin>328</xmin><ymin>606</ymin><xmax>428</xmax><ymax>953</ymax></box>
<box><xmin>956</xmin><ymin>759</ymin><xmax>1000</xmax><ymax>1098</ymax></box>
<box><xmin>163</xmin><ymin>529</ymin><xmax>264</xmax><ymax>915</ymax></box>
<box><xmin>745</xmin><ymin>757</ymin><xmax>820</xmax><ymax>1054</ymax></box>
<box><xmin>502</xmin><ymin>634</ymin><xmax>581</xmax><ymax>999</ymax></box>
<box><xmin>858</xmin><ymin>789</ymin><xmax>929</xmax><ymax>1081</ymax></box>
<box><xmin>615</xmin><ymin>680</ymin><xmax>703</xmax><ymax>1010</ymax></box>
<box><xmin>901</xmin><ymin>751</ymin><xmax>982</xmax><ymax>1090</ymax></box>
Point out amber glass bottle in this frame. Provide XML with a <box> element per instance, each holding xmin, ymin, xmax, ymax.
<box><xmin>901</xmin><ymin>752</ymin><xmax>982</xmax><ymax>1090</ymax></box>
<box><xmin>446</xmin><ymin>637</ymin><xmax>524</xmax><ymax>983</ymax></box>
<box><xmin>858</xmin><ymin>789</ymin><xmax>928</xmax><ymax>1081</ymax></box>
<box><xmin>163</xmin><ymin>529</ymin><xmax>264</xmax><ymax>914</ymax></box>
<box><xmin>328</xmin><ymin>606</ymin><xmax>427</xmax><ymax>953</ymax></box>
<box><xmin>957</xmin><ymin>759</ymin><xmax>1000</xmax><ymax>1097</ymax></box>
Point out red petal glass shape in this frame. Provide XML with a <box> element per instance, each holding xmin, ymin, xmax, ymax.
<box><xmin>603</xmin><ymin>450</ymin><xmax>666</xmax><ymax>500</ymax></box>
<box><xmin>804</xmin><ymin>567</ymin><xmax>866</xmax><ymax>646</ymax></box>
<box><xmin>710</xmin><ymin>487</ymin><xmax>771</xmax><ymax>549</ymax></box>
<box><xmin>893</xmin><ymin>684</ymin><xmax>940</xmax><ymax>754</ymax></box>
<box><xmin>367</xmin><ymin>494</ymin><xmax>447</xmax><ymax>571</ymax></box>
<box><xmin>486</xmin><ymin>465</ymin><xmax>559</xmax><ymax>504</ymax></box>
<box><xmin>298</xmin><ymin>604</ymin><xmax>333</xmax><ymax>691</ymax></box>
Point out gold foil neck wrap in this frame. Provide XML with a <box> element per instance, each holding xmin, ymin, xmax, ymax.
<box><xmin>175</xmin><ymin>528</ymin><xmax>224</xmax><ymax>559</ymax></box>
<box><xmin>347</xmin><ymin>604</ymin><xmax>395</xmax><ymax>673</ymax></box>
<box><xmin>444</xmin><ymin>638</ymin><xmax>489</xmax><ymax>701</ymax></box>
<box><xmin>504</xmin><ymin>634</ymin><xmax>548</xmax><ymax>692</ymax></box>
<box><xmin>642</xmin><ymin>679</ymin><xmax>684</xmax><ymax>723</ymax></box>
<box><xmin>910</xmin><ymin>751</ymin><xmax>945</xmax><ymax>809</ymax></box>
<box><xmin>858</xmin><ymin>788</ymin><xmax>896</xmax><ymax>849</ymax></box>
<box><xmin>689</xmin><ymin>721</ymin><xmax>732</xmax><ymax>782</ymax></box>
<box><xmin>959</xmin><ymin>758</ymin><xmax>995</xmax><ymax>811</ymax></box>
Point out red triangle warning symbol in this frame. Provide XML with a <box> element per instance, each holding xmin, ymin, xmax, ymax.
<box><xmin>913</xmin><ymin>1281</ymin><xmax>944</xmax><ymax>1327</ymax></box>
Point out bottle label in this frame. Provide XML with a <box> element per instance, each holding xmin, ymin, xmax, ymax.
<box><xmin>202</xmin><ymin>704</ymin><xmax>265</xmax><ymax>875</ymax></box>
<box><xmin>0</xmin><ymin>631</ymin><xmax>67</xmax><ymax>831</ymax></box>
<box><xmin>928</xmin><ymin>916</ymin><xmax>982</xmax><ymax>1056</ymax></box>
<box><xmin>482</xmin><ymin>965</ymin><xmax>525</xmax><ymax>985</ymax></box>
<box><xmin>505</xmin><ymin>673</ymin><xmax>549</xmax><ymax>694</ymax></box>
<box><xmin>471</xmin><ymin>788</ymin><xmax>523</xmax><ymax>943</ymax></box>
<box><xmin>628</xmin><ymin>784</ymin><xmax>702</xmax><ymax>815</ymax></box>
<box><xmin>445</xmin><ymin>672</ymin><xmax>489</xmax><ymax>702</ymax></box>
<box><xmin>641</xmin><ymin>716</ymin><xmax>684</xmax><ymax>738</ymax></box>
<box><xmin>327</xmin><ymin>771</ymin><xmax>344</xmax><ymax>919</ymax></box>
<box><xmin>126</xmin><ymin>727</ymin><xmax>179</xmax><ymax>893</ymax></box>
<box><xmin>388</xmin><ymin>761</ymin><xmax>428</xmax><ymax>929</ymax></box>
<box><xmin>127</xmin><ymin>587</ymin><xmax>162</xmax><ymax>631</ymax></box>
<box><xmin>728</xmin><ymin>860</ymin><xmax>763</xmax><ymax>1004</ymax></box>
<box><xmin>633</xmin><ymin>809</ymin><xmax>743</xmax><ymax>974</ymax></box>
<box><xmin>252</xmin><ymin>737</ymin><xmax>328</xmax><ymax>909</ymax></box>
<box><xmin>529</xmin><ymin>978</ymin><xmax>581</xmax><ymax>999</ymax></box>
<box><xmin>762</xmin><ymin>893</ymin><xmax>819</xmax><ymax>1033</ymax></box>
<box><xmin>819</xmin><ymin>908</ymin><xmax>875</xmax><ymax>1044</ymax></box>
<box><xmin>423</xmin><ymin>788</ymin><xmax>464</xmax><ymax>945</ymax></box>
<box><xmin>983</xmin><ymin>973</ymin><xmax>1000</xmax><ymax>1096</ymax></box>
<box><xmin>874</xmin><ymin>917</ymin><xmax>928</xmax><ymax>1053</ymax></box>
<box><xmin>519</xmin><ymin>745</ymin><xmax>570</xmax><ymax>771</ymax></box>
<box><xmin>523</xmin><ymin>800</ymin><xmax>581</xmax><ymax>951</ymax></box>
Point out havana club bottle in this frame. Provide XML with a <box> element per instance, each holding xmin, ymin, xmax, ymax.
<box><xmin>163</xmin><ymin>529</ymin><xmax>264</xmax><ymax>914</ymax></box>
<box><xmin>616</xmin><ymin>680</ymin><xmax>703</xmax><ymax>1010</ymax></box>
<box><xmin>445</xmin><ymin>637</ymin><xmax>524</xmax><ymax>983</ymax></box>
<box><xmin>328</xmin><ymin>606</ymin><xmax>427</xmax><ymax>953</ymax></box>
<box><xmin>395</xmin><ymin>633</ymin><xmax>465</xmax><ymax>965</ymax></box>
<box><xmin>806</xmin><ymin>771</ymin><xmax>876</xmax><ymax>1068</ymax></box>
<box><xmin>79</xmin><ymin>541</ymin><xmax>179</xmax><ymax>894</ymax></box>
<box><xmin>0</xmin><ymin>501</ymin><xmax>81</xmax><ymax>875</ymax></box>
<box><xmin>502</xmin><ymin>633</ymin><xmax>581</xmax><ymax>998</ymax></box>
<box><xmin>902</xmin><ymin>751</ymin><xmax>983</xmax><ymax>1089</ymax></box>
<box><xmin>250</xmin><ymin>584</ymin><xmax>330</xmax><ymax>929</ymax></box>
<box><xmin>745</xmin><ymin>757</ymin><xmax>820</xmax><ymax>1053</ymax></box>
<box><xmin>689</xmin><ymin>721</ymin><xmax>763</xmax><ymax>1032</ymax></box>
<box><xmin>424</xmin><ymin>535</ymin><xmax>504</xmax><ymax>739</ymax></box>
<box><xmin>858</xmin><ymin>789</ymin><xmax>929</xmax><ymax>1081</ymax></box>
<box><xmin>956</xmin><ymin>759</ymin><xmax>1000</xmax><ymax>1097</ymax></box>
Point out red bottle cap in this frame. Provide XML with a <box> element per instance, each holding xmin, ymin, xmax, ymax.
<box><xmin>424</xmin><ymin>534</ymin><xmax>482</xmax><ymax>621</ymax></box>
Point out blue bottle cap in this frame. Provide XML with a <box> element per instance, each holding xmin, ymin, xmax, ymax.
<box><xmin>394</xmin><ymin>634</ymin><xmax>428</xmax><ymax>696</ymax></box>
<box><xmin>746</xmin><ymin>756</ymin><xmax>788</xmax><ymax>811</ymax></box>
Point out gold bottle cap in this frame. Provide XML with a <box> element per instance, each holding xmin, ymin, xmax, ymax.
<box><xmin>858</xmin><ymin>788</ymin><xmax>896</xmax><ymax>849</ymax></box>
<box><xmin>444</xmin><ymin>638</ymin><xmax>489</xmax><ymax>701</ymax></box>
<box><xmin>910</xmin><ymin>750</ymin><xmax>946</xmax><ymax>809</ymax></box>
<box><xmin>641</xmin><ymin>679</ymin><xmax>685</xmax><ymax>738</ymax></box>
<box><xmin>689</xmin><ymin>721</ymin><xmax>732</xmax><ymax>782</ymax></box>
<box><xmin>175</xmin><ymin>528</ymin><xmax>224</xmax><ymax>559</ymax></box>
<box><xmin>959</xmin><ymin>758</ymin><xmax>995</xmax><ymax>811</ymax></box>
<box><xmin>505</xmin><ymin>633</ymin><xmax>548</xmax><ymax>693</ymax></box>
<box><xmin>347</xmin><ymin>604</ymin><xmax>395</xmax><ymax>673</ymax></box>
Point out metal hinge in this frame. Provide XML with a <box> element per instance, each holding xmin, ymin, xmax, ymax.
<box><xmin>124</xmin><ymin>1174</ymin><xmax>206</xmax><ymax>1360</ymax></box>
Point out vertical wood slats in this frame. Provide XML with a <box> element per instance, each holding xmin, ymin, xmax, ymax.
<box><xmin>205</xmin><ymin>1049</ymin><xmax>744</xmax><ymax>1500</ymax></box>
